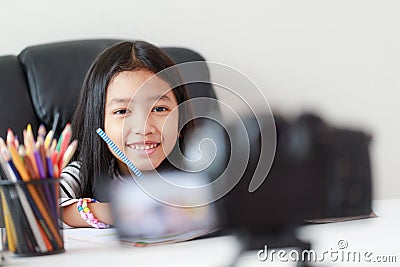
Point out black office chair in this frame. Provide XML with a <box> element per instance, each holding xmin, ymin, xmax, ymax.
<box><xmin>0</xmin><ymin>55</ymin><xmax>40</xmax><ymax>138</ymax></box>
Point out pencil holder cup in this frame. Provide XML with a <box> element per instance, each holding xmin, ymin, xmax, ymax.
<box><xmin>0</xmin><ymin>179</ymin><xmax>64</xmax><ymax>256</ymax></box>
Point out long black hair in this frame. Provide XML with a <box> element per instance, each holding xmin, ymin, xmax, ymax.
<box><xmin>71</xmin><ymin>41</ymin><xmax>194</xmax><ymax>197</ymax></box>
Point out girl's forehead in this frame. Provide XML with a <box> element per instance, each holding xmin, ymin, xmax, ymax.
<box><xmin>106</xmin><ymin>70</ymin><xmax>176</xmax><ymax>102</ymax></box>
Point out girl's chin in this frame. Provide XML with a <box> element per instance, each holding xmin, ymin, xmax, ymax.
<box><xmin>118</xmin><ymin>159</ymin><xmax>162</xmax><ymax>175</ymax></box>
<box><xmin>131</xmin><ymin>159</ymin><xmax>162</xmax><ymax>171</ymax></box>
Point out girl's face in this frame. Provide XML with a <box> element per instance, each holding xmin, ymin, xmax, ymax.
<box><xmin>104</xmin><ymin>69</ymin><xmax>179</xmax><ymax>174</ymax></box>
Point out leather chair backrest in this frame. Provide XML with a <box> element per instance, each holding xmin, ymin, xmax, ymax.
<box><xmin>0</xmin><ymin>55</ymin><xmax>40</xmax><ymax>138</ymax></box>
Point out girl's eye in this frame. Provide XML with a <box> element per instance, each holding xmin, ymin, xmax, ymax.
<box><xmin>113</xmin><ymin>109</ymin><xmax>129</xmax><ymax>115</ymax></box>
<box><xmin>152</xmin><ymin>106</ymin><xmax>168</xmax><ymax>113</ymax></box>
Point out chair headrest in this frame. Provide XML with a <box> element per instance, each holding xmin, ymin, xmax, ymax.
<box><xmin>18</xmin><ymin>39</ymin><xmax>124</xmax><ymax>133</ymax></box>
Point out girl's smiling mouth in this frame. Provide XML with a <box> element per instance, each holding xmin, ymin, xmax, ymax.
<box><xmin>127</xmin><ymin>141</ymin><xmax>160</xmax><ymax>155</ymax></box>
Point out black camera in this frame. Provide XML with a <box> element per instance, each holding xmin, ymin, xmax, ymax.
<box><xmin>219</xmin><ymin>112</ymin><xmax>373</xmax><ymax>236</ymax></box>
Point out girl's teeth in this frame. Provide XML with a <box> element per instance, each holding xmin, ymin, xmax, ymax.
<box><xmin>132</xmin><ymin>144</ymin><xmax>157</xmax><ymax>150</ymax></box>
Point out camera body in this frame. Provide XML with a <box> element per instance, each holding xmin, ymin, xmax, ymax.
<box><xmin>221</xmin><ymin>112</ymin><xmax>373</xmax><ymax>231</ymax></box>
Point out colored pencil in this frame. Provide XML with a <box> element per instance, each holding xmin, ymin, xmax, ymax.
<box><xmin>51</xmin><ymin>112</ymin><xmax>60</xmax><ymax>135</ymax></box>
<box><xmin>61</xmin><ymin>139</ymin><xmax>78</xmax><ymax>170</ymax></box>
<box><xmin>38</xmin><ymin>124</ymin><xmax>46</xmax><ymax>138</ymax></box>
<box><xmin>1</xmin><ymin>193</ymin><xmax>17</xmax><ymax>252</ymax></box>
<box><xmin>23</xmin><ymin>129</ymin><xmax>40</xmax><ymax>178</ymax></box>
<box><xmin>19</xmin><ymin>146</ymin><xmax>36</xmax><ymax>178</ymax></box>
<box><xmin>44</xmin><ymin>130</ymin><xmax>54</xmax><ymax>150</ymax></box>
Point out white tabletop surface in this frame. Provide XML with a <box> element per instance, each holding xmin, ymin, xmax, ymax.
<box><xmin>1</xmin><ymin>199</ymin><xmax>399</xmax><ymax>267</ymax></box>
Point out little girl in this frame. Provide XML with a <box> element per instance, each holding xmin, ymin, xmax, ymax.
<box><xmin>60</xmin><ymin>40</ymin><xmax>194</xmax><ymax>228</ymax></box>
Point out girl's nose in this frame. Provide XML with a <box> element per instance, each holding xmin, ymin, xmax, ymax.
<box><xmin>125</xmin><ymin>111</ymin><xmax>156</xmax><ymax>136</ymax></box>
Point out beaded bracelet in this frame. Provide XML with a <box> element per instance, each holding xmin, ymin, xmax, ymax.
<box><xmin>77</xmin><ymin>198</ymin><xmax>110</xmax><ymax>229</ymax></box>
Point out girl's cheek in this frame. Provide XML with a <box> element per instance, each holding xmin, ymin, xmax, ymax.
<box><xmin>163</xmin><ymin>122</ymin><xmax>179</xmax><ymax>147</ymax></box>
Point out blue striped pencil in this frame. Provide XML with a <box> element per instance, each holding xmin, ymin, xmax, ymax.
<box><xmin>96</xmin><ymin>128</ymin><xmax>143</xmax><ymax>178</ymax></box>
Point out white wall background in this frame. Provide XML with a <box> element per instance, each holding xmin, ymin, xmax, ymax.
<box><xmin>1</xmin><ymin>0</ymin><xmax>399</xmax><ymax>199</ymax></box>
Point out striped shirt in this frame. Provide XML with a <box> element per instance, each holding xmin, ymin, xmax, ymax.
<box><xmin>59</xmin><ymin>161</ymin><xmax>84</xmax><ymax>207</ymax></box>
<box><xmin>59</xmin><ymin>160</ymin><xmax>125</xmax><ymax>208</ymax></box>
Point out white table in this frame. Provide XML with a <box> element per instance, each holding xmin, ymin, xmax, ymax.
<box><xmin>237</xmin><ymin>199</ymin><xmax>400</xmax><ymax>267</ymax></box>
<box><xmin>1</xmin><ymin>200</ymin><xmax>399</xmax><ymax>267</ymax></box>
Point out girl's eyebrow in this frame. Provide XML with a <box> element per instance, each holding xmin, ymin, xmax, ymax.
<box><xmin>148</xmin><ymin>94</ymin><xmax>173</xmax><ymax>102</ymax></box>
<box><xmin>107</xmin><ymin>95</ymin><xmax>173</xmax><ymax>107</ymax></box>
<box><xmin>107</xmin><ymin>98</ymin><xmax>131</xmax><ymax>107</ymax></box>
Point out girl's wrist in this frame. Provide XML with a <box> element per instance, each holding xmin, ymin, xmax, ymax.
<box><xmin>77</xmin><ymin>198</ymin><xmax>111</xmax><ymax>228</ymax></box>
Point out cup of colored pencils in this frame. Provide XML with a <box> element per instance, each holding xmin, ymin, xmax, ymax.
<box><xmin>0</xmin><ymin>123</ymin><xmax>77</xmax><ymax>256</ymax></box>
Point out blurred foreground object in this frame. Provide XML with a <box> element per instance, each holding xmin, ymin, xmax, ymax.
<box><xmin>220</xmin><ymin>112</ymin><xmax>372</xmax><ymax>249</ymax></box>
